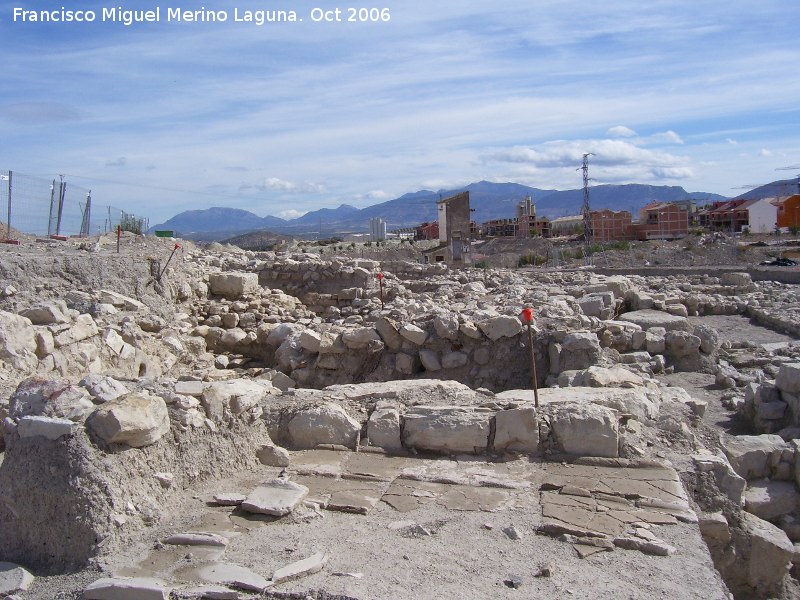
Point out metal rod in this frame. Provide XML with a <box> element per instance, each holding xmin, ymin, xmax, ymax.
<box><xmin>117</xmin><ymin>225</ymin><xmax>121</xmax><ymax>254</ymax></box>
<box><xmin>6</xmin><ymin>170</ymin><xmax>11</xmax><ymax>240</ymax></box>
<box><xmin>157</xmin><ymin>243</ymin><xmax>181</xmax><ymax>281</ymax></box>
<box><xmin>527</xmin><ymin>321</ymin><xmax>539</xmax><ymax>408</ymax></box>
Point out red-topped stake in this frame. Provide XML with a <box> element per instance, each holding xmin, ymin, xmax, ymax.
<box><xmin>521</xmin><ymin>307</ymin><xmax>539</xmax><ymax>407</ymax></box>
<box><xmin>157</xmin><ymin>242</ymin><xmax>182</xmax><ymax>282</ymax></box>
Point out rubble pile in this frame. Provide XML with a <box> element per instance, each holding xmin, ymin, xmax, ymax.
<box><xmin>0</xmin><ymin>235</ymin><xmax>799</xmax><ymax>599</ymax></box>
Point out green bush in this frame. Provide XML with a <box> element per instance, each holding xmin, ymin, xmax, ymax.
<box><xmin>120</xmin><ymin>212</ymin><xmax>145</xmax><ymax>235</ymax></box>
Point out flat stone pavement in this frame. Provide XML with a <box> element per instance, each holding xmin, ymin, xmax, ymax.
<box><xmin>91</xmin><ymin>450</ymin><xmax>729</xmax><ymax>600</ymax></box>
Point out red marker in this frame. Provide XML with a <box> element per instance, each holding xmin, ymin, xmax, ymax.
<box><xmin>521</xmin><ymin>307</ymin><xmax>534</xmax><ymax>323</ymax></box>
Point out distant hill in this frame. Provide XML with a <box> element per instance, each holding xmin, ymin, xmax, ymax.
<box><xmin>732</xmin><ymin>177</ymin><xmax>800</xmax><ymax>201</ymax></box>
<box><xmin>151</xmin><ymin>181</ymin><xmax>730</xmax><ymax>241</ymax></box>
<box><xmin>221</xmin><ymin>229</ymin><xmax>294</xmax><ymax>251</ymax></box>
<box><xmin>149</xmin><ymin>206</ymin><xmax>286</xmax><ymax>237</ymax></box>
<box><xmin>535</xmin><ymin>184</ymin><xmax>727</xmax><ymax>219</ymax></box>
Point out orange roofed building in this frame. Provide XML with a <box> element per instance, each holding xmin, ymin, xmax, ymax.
<box><xmin>776</xmin><ymin>195</ymin><xmax>800</xmax><ymax>229</ymax></box>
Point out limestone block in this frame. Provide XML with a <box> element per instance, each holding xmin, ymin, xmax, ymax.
<box><xmin>53</xmin><ymin>313</ymin><xmax>99</xmax><ymax>347</ymax></box>
<box><xmin>0</xmin><ymin>561</ymin><xmax>34</xmax><ymax>595</ymax></box>
<box><xmin>549</xmin><ymin>403</ymin><xmax>619</xmax><ymax>458</ymax></box>
<box><xmin>367</xmin><ymin>403</ymin><xmax>403</xmax><ymax>452</ymax></box>
<box><xmin>693</xmin><ymin>453</ymin><xmax>746</xmax><ymax>505</ymax></box>
<box><xmin>494</xmin><ymin>407</ymin><xmax>538</xmax><ymax>453</ymax></box>
<box><xmin>756</xmin><ymin>401</ymin><xmax>787</xmax><ymax>421</ymax></box>
<box><xmin>399</xmin><ymin>323</ymin><xmax>427</xmax><ymax>345</ymax></box>
<box><xmin>299</xmin><ymin>329</ymin><xmax>322</xmax><ymax>353</ymax></box>
<box><xmin>35</xmin><ymin>329</ymin><xmax>55</xmax><ymax>357</ymax></box>
<box><xmin>419</xmin><ymin>349</ymin><xmax>441</xmax><ymax>371</ymax></box>
<box><xmin>202</xmin><ymin>379</ymin><xmax>270</xmax><ymax>421</ymax></box>
<box><xmin>342</xmin><ymin>327</ymin><xmax>382</xmax><ymax>349</ymax></box>
<box><xmin>395</xmin><ymin>353</ymin><xmax>417</xmax><ymax>375</ymax></box>
<box><xmin>721</xmin><ymin>272</ymin><xmax>753</xmax><ymax>287</ymax></box>
<box><xmin>0</xmin><ymin>310</ymin><xmax>37</xmax><ymax>369</ymax></box>
<box><xmin>693</xmin><ymin>323</ymin><xmax>721</xmax><ymax>355</ymax></box>
<box><xmin>745</xmin><ymin>480</ymin><xmax>800</xmax><ymax>521</ymax></box>
<box><xmin>577</xmin><ymin>296</ymin><xmax>605</xmax><ymax>318</ymax></box>
<box><xmin>173</xmin><ymin>379</ymin><xmax>204</xmax><ymax>397</ymax></box>
<box><xmin>402</xmin><ymin>407</ymin><xmax>490</xmax><ymax>454</ymax></box>
<box><xmin>699</xmin><ymin>512</ymin><xmax>731</xmax><ymax>544</ymax></box>
<box><xmin>617</xmin><ymin>309</ymin><xmax>692</xmax><ymax>332</ymax></box>
<box><xmin>561</xmin><ymin>331</ymin><xmax>600</xmax><ymax>352</ymax></box>
<box><xmin>98</xmin><ymin>289</ymin><xmax>147</xmax><ymax>311</ymax></box>
<box><xmin>572</xmin><ymin>366</ymin><xmax>645</xmax><ymax>388</ymax></box>
<box><xmin>265</xmin><ymin>323</ymin><xmax>303</xmax><ymax>347</ymax></box>
<box><xmin>664</xmin><ymin>330</ymin><xmax>701</xmax><ymax>358</ymax></box>
<box><xmin>208</xmin><ymin>272</ymin><xmax>259</xmax><ymax>299</ymax></box>
<box><xmin>441</xmin><ymin>351</ymin><xmax>468</xmax><ymax>369</ymax></box>
<box><xmin>257</xmin><ymin>443</ymin><xmax>291</xmax><ymax>467</ymax></box>
<box><xmin>433</xmin><ymin>314</ymin><xmax>460</xmax><ymax>341</ymax></box>
<box><xmin>459</xmin><ymin>321</ymin><xmax>483</xmax><ymax>340</ymax></box>
<box><xmin>645</xmin><ymin>330</ymin><xmax>666</xmax><ymax>354</ymax></box>
<box><xmin>10</xmin><ymin>377</ymin><xmax>94</xmax><ymax>422</ymax></box>
<box><xmin>17</xmin><ymin>415</ymin><xmax>78</xmax><ymax>440</ymax></box>
<box><xmin>242</xmin><ymin>479</ymin><xmax>309</xmax><ymax>517</ymax></box>
<box><xmin>88</xmin><ymin>392</ymin><xmax>170</xmax><ymax>448</ymax></box>
<box><xmin>20</xmin><ymin>300</ymin><xmax>70</xmax><ymax>325</ymax></box>
<box><xmin>741</xmin><ymin>512</ymin><xmax>794</xmax><ymax>592</ymax></box>
<box><xmin>287</xmin><ymin>403</ymin><xmax>360</xmax><ymax>449</ymax></box>
<box><xmin>477</xmin><ymin>315</ymin><xmax>523</xmax><ymax>341</ymax></box>
<box><xmin>317</xmin><ymin>331</ymin><xmax>346</xmax><ymax>355</ymax></box>
<box><xmin>722</xmin><ymin>434</ymin><xmax>787</xmax><ymax>480</ymax></box>
<box><xmin>776</xmin><ymin>363</ymin><xmax>800</xmax><ymax>395</ymax></box>
<box><xmin>375</xmin><ymin>317</ymin><xmax>403</xmax><ymax>351</ymax></box>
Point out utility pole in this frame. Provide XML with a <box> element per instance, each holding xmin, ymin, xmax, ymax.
<box><xmin>579</xmin><ymin>153</ymin><xmax>594</xmax><ymax>261</ymax></box>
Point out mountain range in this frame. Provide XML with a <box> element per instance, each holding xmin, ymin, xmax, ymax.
<box><xmin>149</xmin><ymin>180</ymin><xmax>734</xmax><ymax>241</ymax></box>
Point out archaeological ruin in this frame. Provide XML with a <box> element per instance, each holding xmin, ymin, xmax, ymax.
<box><xmin>1</xmin><ymin>230</ymin><xmax>799</xmax><ymax>599</ymax></box>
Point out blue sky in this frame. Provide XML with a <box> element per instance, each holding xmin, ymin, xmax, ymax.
<box><xmin>2</xmin><ymin>1</ymin><xmax>799</xmax><ymax>224</ymax></box>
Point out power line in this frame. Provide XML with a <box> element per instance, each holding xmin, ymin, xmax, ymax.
<box><xmin>61</xmin><ymin>173</ymin><xmax>274</xmax><ymax>202</ymax></box>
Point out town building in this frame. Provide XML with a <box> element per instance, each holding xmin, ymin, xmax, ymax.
<box><xmin>549</xmin><ymin>215</ymin><xmax>583</xmax><ymax>237</ymax></box>
<box><xmin>422</xmin><ymin>191</ymin><xmax>472</xmax><ymax>265</ymax></box>
<box><xmin>636</xmin><ymin>202</ymin><xmax>690</xmax><ymax>239</ymax></box>
<box><xmin>776</xmin><ymin>194</ymin><xmax>800</xmax><ymax>230</ymax></box>
<box><xmin>746</xmin><ymin>197</ymin><xmax>780</xmax><ymax>233</ymax></box>
<box><xmin>590</xmin><ymin>209</ymin><xmax>635</xmax><ymax>242</ymax></box>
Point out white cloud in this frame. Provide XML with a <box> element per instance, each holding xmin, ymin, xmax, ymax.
<box><xmin>262</xmin><ymin>178</ymin><xmax>326</xmax><ymax>194</ymax></box>
<box><xmin>653</xmin><ymin>130</ymin><xmax>684</xmax><ymax>144</ymax></box>
<box><xmin>606</xmin><ymin>125</ymin><xmax>637</xmax><ymax>138</ymax></box>
<box><xmin>758</xmin><ymin>148</ymin><xmax>773</xmax><ymax>157</ymax></box>
<box><xmin>277</xmin><ymin>209</ymin><xmax>306</xmax><ymax>219</ymax></box>
<box><xmin>105</xmin><ymin>157</ymin><xmax>127</xmax><ymax>167</ymax></box>
<box><xmin>726</xmin><ymin>138</ymin><xmax>738</xmax><ymax>145</ymax></box>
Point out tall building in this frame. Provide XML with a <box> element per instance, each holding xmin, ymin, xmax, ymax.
<box><xmin>369</xmin><ymin>217</ymin><xmax>386</xmax><ymax>241</ymax></box>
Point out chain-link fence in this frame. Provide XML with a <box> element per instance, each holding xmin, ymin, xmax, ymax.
<box><xmin>0</xmin><ymin>170</ymin><xmax>147</xmax><ymax>239</ymax></box>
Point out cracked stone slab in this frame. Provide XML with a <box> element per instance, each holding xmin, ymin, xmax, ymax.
<box><xmin>271</xmin><ymin>552</ymin><xmax>329</xmax><ymax>585</ymax></box>
<box><xmin>289</xmin><ymin>474</ymin><xmax>393</xmax><ymax>514</ymax></box>
<box><xmin>83</xmin><ymin>577</ymin><xmax>172</xmax><ymax>600</ymax></box>
<box><xmin>176</xmin><ymin>563</ymin><xmax>270</xmax><ymax>593</ymax></box>
<box><xmin>240</xmin><ymin>479</ymin><xmax>309</xmax><ymax>517</ymax></box>
<box><xmin>341</xmin><ymin>452</ymin><xmax>412</xmax><ymax>481</ymax></box>
<box><xmin>288</xmin><ymin>449</ymin><xmax>346</xmax><ymax>478</ymax></box>
<box><xmin>538</xmin><ymin>462</ymin><xmax>690</xmax><ymax>553</ymax></box>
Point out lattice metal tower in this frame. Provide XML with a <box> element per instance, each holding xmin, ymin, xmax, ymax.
<box><xmin>580</xmin><ymin>153</ymin><xmax>594</xmax><ymax>256</ymax></box>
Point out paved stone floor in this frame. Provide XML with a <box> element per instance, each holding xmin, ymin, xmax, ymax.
<box><xmin>95</xmin><ymin>449</ymin><xmax>728</xmax><ymax>599</ymax></box>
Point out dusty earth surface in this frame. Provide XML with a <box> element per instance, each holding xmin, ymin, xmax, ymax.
<box><xmin>2</xmin><ymin>234</ymin><xmax>800</xmax><ymax>600</ymax></box>
<box><xmin>16</xmin><ymin>312</ymin><xmax>794</xmax><ymax>600</ymax></box>
<box><xmin>19</xmin><ymin>453</ymin><xmax>728</xmax><ymax>600</ymax></box>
